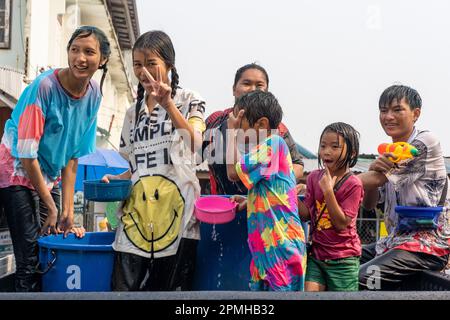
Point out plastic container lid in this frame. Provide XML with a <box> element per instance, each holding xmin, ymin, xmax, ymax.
<box><xmin>395</xmin><ymin>206</ymin><xmax>443</xmax><ymax>218</ymax></box>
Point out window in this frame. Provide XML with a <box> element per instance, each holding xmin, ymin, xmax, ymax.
<box><xmin>0</xmin><ymin>0</ymin><xmax>11</xmax><ymax>49</ymax></box>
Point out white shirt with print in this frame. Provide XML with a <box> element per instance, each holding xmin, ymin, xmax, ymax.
<box><xmin>113</xmin><ymin>88</ymin><xmax>205</xmax><ymax>258</ymax></box>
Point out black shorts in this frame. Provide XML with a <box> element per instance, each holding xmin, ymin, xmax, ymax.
<box><xmin>112</xmin><ymin>238</ymin><xmax>198</xmax><ymax>291</ymax></box>
<box><xmin>359</xmin><ymin>242</ymin><xmax>449</xmax><ymax>290</ymax></box>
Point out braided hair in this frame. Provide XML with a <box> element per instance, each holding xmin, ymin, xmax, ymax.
<box><xmin>133</xmin><ymin>30</ymin><xmax>179</xmax><ymax>105</ymax></box>
<box><xmin>318</xmin><ymin>122</ymin><xmax>360</xmax><ymax>170</ymax></box>
<box><xmin>67</xmin><ymin>26</ymin><xmax>111</xmax><ymax>95</ymax></box>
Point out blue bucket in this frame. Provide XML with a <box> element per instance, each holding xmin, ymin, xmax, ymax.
<box><xmin>38</xmin><ymin>232</ymin><xmax>115</xmax><ymax>292</ymax></box>
<box><xmin>83</xmin><ymin>179</ymin><xmax>132</xmax><ymax>202</ymax></box>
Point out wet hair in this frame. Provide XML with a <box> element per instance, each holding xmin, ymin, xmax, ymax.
<box><xmin>133</xmin><ymin>30</ymin><xmax>179</xmax><ymax>104</ymax></box>
<box><xmin>233</xmin><ymin>63</ymin><xmax>270</xmax><ymax>89</ymax></box>
<box><xmin>67</xmin><ymin>26</ymin><xmax>111</xmax><ymax>95</ymax></box>
<box><xmin>379</xmin><ymin>85</ymin><xmax>422</xmax><ymax>110</ymax></box>
<box><xmin>234</xmin><ymin>91</ymin><xmax>282</xmax><ymax>129</ymax></box>
<box><xmin>318</xmin><ymin>122</ymin><xmax>360</xmax><ymax>170</ymax></box>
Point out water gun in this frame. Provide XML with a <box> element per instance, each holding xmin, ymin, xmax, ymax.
<box><xmin>377</xmin><ymin>142</ymin><xmax>418</xmax><ymax>163</ymax></box>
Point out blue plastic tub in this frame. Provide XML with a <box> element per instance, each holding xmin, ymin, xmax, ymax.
<box><xmin>83</xmin><ymin>179</ymin><xmax>131</xmax><ymax>202</ymax></box>
<box><xmin>395</xmin><ymin>206</ymin><xmax>443</xmax><ymax>232</ymax></box>
<box><xmin>395</xmin><ymin>206</ymin><xmax>443</xmax><ymax>218</ymax></box>
<box><xmin>38</xmin><ymin>232</ymin><xmax>115</xmax><ymax>292</ymax></box>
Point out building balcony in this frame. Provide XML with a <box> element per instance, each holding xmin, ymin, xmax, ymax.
<box><xmin>0</xmin><ymin>66</ymin><xmax>25</xmax><ymax>106</ymax></box>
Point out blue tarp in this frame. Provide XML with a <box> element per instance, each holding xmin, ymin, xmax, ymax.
<box><xmin>75</xmin><ymin>148</ymin><xmax>129</xmax><ymax>192</ymax></box>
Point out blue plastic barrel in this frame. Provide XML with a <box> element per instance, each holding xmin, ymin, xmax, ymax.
<box><xmin>192</xmin><ymin>195</ymin><xmax>308</xmax><ymax>290</ymax></box>
<box><xmin>192</xmin><ymin>199</ymin><xmax>251</xmax><ymax>290</ymax></box>
<box><xmin>38</xmin><ymin>232</ymin><xmax>115</xmax><ymax>292</ymax></box>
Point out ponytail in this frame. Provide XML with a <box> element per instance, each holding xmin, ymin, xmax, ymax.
<box><xmin>170</xmin><ymin>66</ymin><xmax>179</xmax><ymax>99</ymax></box>
<box><xmin>137</xmin><ymin>82</ymin><xmax>145</xmax><ymax>103</ymax></box>
<box><xmin>135</xmin><ymin>82</ymin><xmax>145</xmax><ymax>126</ymax></box>
<box><xmin>99</xmin><ymin>64</ymin><xmax>108</xmax><ymax>96</ymax></box>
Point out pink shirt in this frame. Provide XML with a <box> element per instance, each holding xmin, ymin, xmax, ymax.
<box><xmin>304</xmin><ymin>169</ymin><xmax>363</xmax><ymax>261</ymax></box>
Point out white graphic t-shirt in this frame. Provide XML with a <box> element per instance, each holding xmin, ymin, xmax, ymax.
<box><xmin>113</xmin><ymin>88</ymin><xmax>206</xmax><ymax>258</ymax></box>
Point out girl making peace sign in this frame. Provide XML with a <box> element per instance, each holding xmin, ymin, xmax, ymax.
<box><xmin>102</xmin><ymin>30</ymin><xmax>206</xmax><ymax>291</ymax></box>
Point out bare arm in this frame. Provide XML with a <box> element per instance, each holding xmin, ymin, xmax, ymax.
<box><xmin>102</xmin><ymin>169</ymin><xmax>132</xmax><ymax>182</ymax></box>
<box><xmin>58</xmin><ymin>159</ymin><xmax>79</xmax><ymax>236</ymax></box>
<box><xmin>20</xmin><ymin>158</ymin><xmax>58</xmax><ymax>234</ymax></box>
<box><xmin>357</xmin><ymin>155</ymin><xmax>393</xmax><ymax>210</ymax></box>
<box><xmin>322</xmin><ymin>188</ymin><xmax>352</xmax><ymax>232</ymax></box>
<box><xmin>358</xmin><ymin>171</ymin><xmax>387</xmax><ymax>210</ymax></box>
<box><xmin>298</xmin><ymin>200</ymin><xmax>311</xmax><ymax>221</ymax></box>
<box><xmin>166</xmin><ymin>102</ymin><xmax>203</xmax><ymax>153</ymax></box>
<box><xmin>319</xmin><ymin>168</ymin><xmax>351</xmax><ymax>232</ymax></box>
<box><xmin>293</xmin><ymin>164</ymin><xmax>304</xmax><ymax>182</ymax></box>
<box><xmin>226</xmin><ymin>110</ymin><xmax>245</xmax><ymax>182</ymax></box>
<box><xmin>226</xmin><ymin>129</ymin><xmax>240</xmax><ymax>182</ymax></box>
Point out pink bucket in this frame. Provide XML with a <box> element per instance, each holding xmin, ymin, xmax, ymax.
<box><xmin>194</xmin><ymin>196</ymin><xmax>238</xmax><ymax>224</ymax></box>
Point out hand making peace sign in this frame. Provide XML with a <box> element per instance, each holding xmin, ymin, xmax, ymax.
<box><xmin>227</xmin><ymin>109</ymin><xmax>245</xmax><ymax>130</ymax></box>
<box><xmin>142</xmin><ymin>65</ymin><xmax>172</xmax><ymax>109</ymax></box>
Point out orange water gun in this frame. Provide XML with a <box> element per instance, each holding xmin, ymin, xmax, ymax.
<box><xmin>378</xmin><ymin>142</ymin><xmax>418</xmax><ymax>163</ymax></box>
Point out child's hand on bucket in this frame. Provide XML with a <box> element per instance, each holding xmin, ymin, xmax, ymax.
<box><xmin>101</xmin><ymin>174</ymin><xmax>116</xmax><ymax>183</ymax></box>
<box><xmin>231</xmin><ymin>195</ymin><xmax>247</xmax><ymax>212</ymax></box>
<box><xmin>70</xmin><ymin>226</ymin><xmax>86</xmax><ymax>238</ymax></box>
<box><xmin>57</xmin><ymin>215</ymin><xmax>75</xmax><ymax>238</ymax></box>
<box><xmin>40</xmin><ymin>211</ymin><xmax>58</xmax><ymax>236</ymax></box>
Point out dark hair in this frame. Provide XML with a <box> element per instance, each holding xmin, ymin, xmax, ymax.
<box><xmin>67</xmin><ymin>26</ymin><xmax>111</xmax><ymax>95</ymax></box>
<box><xmin>234</xmin><ymin>91</ymin><xmax>282</xmax><ymax>129</ymax></box>
<box><xmin>318</xmin><ymin>122</ymin><xmax>360</xmax><ymax>169</ymax></box>
<box><xmin>379</xmin><ymin>85</ymin><xmax>422</xmax><ymax>110</ymax></box>
<box><xmin>233</xmin><ymin>63</ymin><xmax>269</xmax><ymax>89</ymax></box>
<box><xmin>133</xmin><ymin>30</ymin><xmax>178</xmax><ymax>104</ymax></box>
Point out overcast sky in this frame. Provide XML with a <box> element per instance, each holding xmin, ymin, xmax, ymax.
<box><xmin>136</xmin><ymin>0</ymin><xmax>450</xmax><ymax>156</ymax></box>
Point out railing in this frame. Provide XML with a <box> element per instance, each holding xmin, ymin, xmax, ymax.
<box><xmin>357</xmin><ymin>217</ymin><xmax>382</xmax><ymax>244</ymax></box>
<box><xmin>0</xmin><ymin>66</ymin><xmax>25</xmax><ymax>101</ymax></box>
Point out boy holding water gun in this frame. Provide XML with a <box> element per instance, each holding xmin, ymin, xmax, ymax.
<box><xmin>358</xmin><ymin>85</ymin><xmax>450</xmax><ymax>290</ymax></box>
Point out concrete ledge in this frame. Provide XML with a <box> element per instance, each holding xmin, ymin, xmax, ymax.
<box><xmin>1</xmin><ymin>291</ymin><xmax>450</xmax><ymax>300</ymax></box>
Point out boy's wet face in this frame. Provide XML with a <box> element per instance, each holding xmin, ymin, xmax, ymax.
<box><xmin>379</xmin><ymin>98</ymin><xmax>420</xmax><ymax>142</ymax></box>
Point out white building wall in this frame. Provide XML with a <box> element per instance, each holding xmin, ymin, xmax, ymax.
<box><xmin>0</xmin><ymin>0</ymin><xmax>27</xmax><ymax>70</ymax></box>
<box><xmin>28</xmin><ymin>0</ymin><xmax>50</xmax><ymax>78</ymax></box>
<box><xmin>93</xmin><ymin>71</ymin><xmax>132</xmax><ymax>150</ymax></box>
<box><xmin>48</xmin><ymin>0</ymin><xmax>66</xmax><ymax>67</ymax></box>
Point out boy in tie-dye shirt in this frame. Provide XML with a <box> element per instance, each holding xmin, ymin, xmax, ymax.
<box><xmin>227</xmin><ymin>91</ymin><xmax>306</xmax><ymax>291</ymax></box>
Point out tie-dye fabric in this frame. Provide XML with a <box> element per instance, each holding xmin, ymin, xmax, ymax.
<box><xmin>0</xmin><ymin>69</ymin><xmax>100</xmax><ymax>190</ymax></box>
<box><xmin>236</xmin><ymin>134</ymin><xmax>306</xmax><ymax>291</ymax></box>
